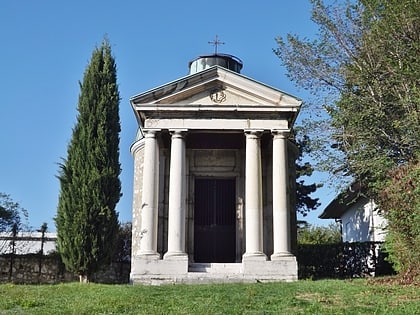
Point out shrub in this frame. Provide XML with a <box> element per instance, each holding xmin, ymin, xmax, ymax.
<box><xmin>379</xmin><ymin>161</ymin><xmax>420</xmax><ymax>279</ymax></box>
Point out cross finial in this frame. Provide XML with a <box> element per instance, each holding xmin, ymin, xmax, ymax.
<box><xmin>208</xmin><ymin>35</ymin><xmax>225</xmax><ymax>55</ymax></box>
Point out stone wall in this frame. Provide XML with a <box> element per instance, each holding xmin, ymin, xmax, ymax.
<box><xmin>0</xmin><ymin>254</ymin><xmax>130</xmax><ymax>284</ymax></box>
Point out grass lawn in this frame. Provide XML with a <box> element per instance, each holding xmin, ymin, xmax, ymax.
<box><xmin>0</xmin><ymin>279</ymin><xmax>419</xmax><ymax>314</ymax></box>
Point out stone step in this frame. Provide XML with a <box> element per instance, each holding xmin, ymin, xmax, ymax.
<box><xmin>188</xmin><ymin>263</ymin><xmax>243</xmax><ymax>274</ymax></box>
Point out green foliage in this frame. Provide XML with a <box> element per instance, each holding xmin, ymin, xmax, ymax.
<box><xmin>275</xmin><ymin>0</ymin><xmax>420</xmax><ymax>197</ymax></box>
<box><xmin>331</xmin><ymin>0</ymin><xmax>420</xmax><ymax>194</ymax></box>
<box><xmin>298</xmin><ymin>222</ymin><xmax>341</xmax><ymax>245</ymax></box>
<box><xmin>298</xmin><ymin>242</ymin><xmax>393</xmax><ymax>279</ymax></box>
<box><xmin>295</xmin><ymin>134</ymin><xmax>321</xmax><ymax>216</ymax></box>
<box><xmin>55</xmin><ymin>38</ymin><xmax>121</xmax><ymax>282</ymax></box>
<box><xmin>114</xmin><ymin>222</ymin><xmax>132</xmax><ymax>263</ymax></box>
<box><xmin>276</xmin><ymin>1</ymin><xmax>419</xmax><ymax>283</ymax></box>
<box><xmin>0</xmin><ymin>193</ymin><xmax>28</xmax><ymax>232</ymax></box>
<box><xmin>275</xmin><ymin>0</ymin><xmax>366</xmax><ymax>191</ymax></box>
<box><xmin>380</xmin><ymin>161</ymin><xmax>420</xmax><ymax>278</ymax></box>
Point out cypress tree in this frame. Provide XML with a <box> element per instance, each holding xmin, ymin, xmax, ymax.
<box><xmin>56</xmin><ymin>39</ymin><xmax>121</xmax><ymax>283</ymax></box>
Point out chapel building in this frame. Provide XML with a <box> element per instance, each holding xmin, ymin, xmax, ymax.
<box><xmin>130</xmin><ymin>53</ymin><xmax>302</xmax><ymax>284</ymax></box>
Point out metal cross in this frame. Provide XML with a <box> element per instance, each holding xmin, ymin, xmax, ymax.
<box><xmin>208</xmin><ymin>35</ymin><xmax>225</xmax><ymax>54</ymax></box>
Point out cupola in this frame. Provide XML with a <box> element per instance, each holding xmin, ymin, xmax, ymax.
<box><xmin>188</xmin><ymin>53</ymin><xmax>243</xmax><ymax>75</ymax></box>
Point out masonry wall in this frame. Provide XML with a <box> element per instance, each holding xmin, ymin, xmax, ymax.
<box><xmin>0</xmin><ymin>254</ymin><xmax>130</xmax><ymax>284</ymax></box>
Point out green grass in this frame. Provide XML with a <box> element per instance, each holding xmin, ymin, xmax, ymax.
<box><xmin>0</xmin><ymin>279</ymin><xmax>419</xmax><ymax>314</ymax></box>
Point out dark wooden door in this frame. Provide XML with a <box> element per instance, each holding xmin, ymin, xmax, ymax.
<box><xmin>194</xmin><ymin>178</ymin><xmax>236</xmax><ymax>263</ymax></box>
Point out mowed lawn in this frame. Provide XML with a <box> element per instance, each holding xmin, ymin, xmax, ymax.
<box><xmin>0</xmin><ymin>279</ymin><xmax>419</xmax><ymax>314</ymax></box>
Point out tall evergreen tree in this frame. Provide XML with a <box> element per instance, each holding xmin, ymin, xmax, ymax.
<box><xmin>56</xmin><ymin>39</ymin><xmax>121</xmax><ymax>283</ymax></box>
<box><xmin>295</xmin><ymin>134</ymin><xmax>321</xmax><ymax>217</ymax></box>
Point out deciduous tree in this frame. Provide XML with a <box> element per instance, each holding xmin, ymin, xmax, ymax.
<box><xmin>275</xmin><ymin>0</ymin><xmax>419</xmax><ymax>278</ymax></box>
<box><xmin>275</xmin><ymin>0</ymin><xmax>419</xmax><ymax>195</ymax></box>
<box><xmin>0</xmin><ymin>193</ymin><xmax>28</xmax><ymax>253</ymax></box>
<box><xmin>298</xmin><ymin>222</ymin><xmax>341</xmax><ymax>245</ymax></box>
<box><xmin>0</xmin><ymin>193</ymin><xmax>25</xmax><ymax>233</ymax></box>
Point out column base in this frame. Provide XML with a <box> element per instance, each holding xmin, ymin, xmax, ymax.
<box><xmin>163</xmin><ymin>251</ymin><xmax>188</xmax><ymax>260</ymax></box>
<box><xmin>138</xmin><ymin>252</ymin><xmax>160</xmax><ymax>260</ymax></box>
<box><xmin>242</xmin><ymin>255</ymin><xmax>297</xmax><ymax>279</ymax></box>
<box><xmin>271</xmin><ymin>252</ymin><xmax>293</xmax><ymax>260</ymax></box>
<box><xmin>131</xmin><ymin>255</ymin><xmax>188</xmax><ymax>278</ymax></box>
<box><xmin>242</xmin><ymin>252</ymin><xmax>267</xmax><ymax>261</ymax></box>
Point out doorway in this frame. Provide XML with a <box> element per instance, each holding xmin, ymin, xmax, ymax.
<box><xmin>194</xmin><ymin>178</ymin><xmax>236</xmax><ymax>263</ymax></box>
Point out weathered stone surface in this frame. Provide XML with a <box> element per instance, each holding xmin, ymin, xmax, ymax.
<box><xmin>0</xmin><ymin>255</ymin><xmax>130</xmax><ymax>284</ymax></box>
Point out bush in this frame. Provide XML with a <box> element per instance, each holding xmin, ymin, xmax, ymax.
<box><xmin>297</xmin><ymin>242</ymin><xmax>394</xmax><ymax>279</ymax></box>
<box><xmin>298</xmin><ymin>223</ymin><xmax>341</xmax><ymax>245</ymax></box>
<box><xmin>379</xmin><ymin>161</ymin><xmax>420</xmax><ymax>279</ymax></box>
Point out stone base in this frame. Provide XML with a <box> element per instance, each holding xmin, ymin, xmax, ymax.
<box><xmin>130</xmin><ymin>256</ymin><xmax>297</xmax><ymax>285</ymax></box>
<box><xmin>242</xmin><ymin>256</ymin><xmax>297</xmax><ymax>278</ymax></box>
<box><xmin>131</xmin><ymin>255</ymin><xmax>188</xmax><ymax>277</ymax></box>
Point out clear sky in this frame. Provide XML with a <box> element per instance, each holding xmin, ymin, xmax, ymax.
<box><xmin>0</xmin><ymin>0</ymin><xmax>337</xmax><ymax>231</ymax></box>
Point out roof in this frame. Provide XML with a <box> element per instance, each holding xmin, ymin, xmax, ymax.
<box><xmin>130</xmin><ymin>65</ymin><xmax>302</xmax><ymax>129</ymax></box>
<box><xmin>130</xmin><ymin>65</ymin><xmax>301</xmax><ymax>104</ymax></box>
<box><xmin>318</xmin><ymin>182</ymin><xmax>367</xmax><ymax>219</ymax></box>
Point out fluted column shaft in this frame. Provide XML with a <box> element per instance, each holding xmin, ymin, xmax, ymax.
<box><xmin>164</xmin><ymin>130</ymin><xmax>187</xmax><ymax>259</ymax></box>
<box><xmin>271</xmin><ymin>131</ymin><xmax>292</xmax><ymax>258</ymax></box>
<box><xmin>243</xmin><ymin>130</ymin><xmax>266</xmax><ymax>260</ymax></box>
<box><xmin>139</xmin><ymin>129</ymin><xmax>160</xmax><ymax>258</ymax></box>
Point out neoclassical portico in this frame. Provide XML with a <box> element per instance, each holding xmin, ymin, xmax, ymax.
<box><xmin>130</xmin><ymin>54</ymin><xmax>301</xmax><ymax>284</ymax></box>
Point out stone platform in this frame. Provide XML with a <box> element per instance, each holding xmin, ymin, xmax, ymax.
<box><xmin>130</xmin><ymin>257</ymin><xmax>297</xmax><ymax>285</ymax></box>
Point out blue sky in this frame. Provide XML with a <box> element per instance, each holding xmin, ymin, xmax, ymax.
<box><xmin>0</xmin><ymin>0</ymin><xmax>337</xmax><ymax>231</ymax></box>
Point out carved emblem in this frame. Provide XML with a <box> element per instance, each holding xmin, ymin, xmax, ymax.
<box><xmin>209</xmin><ymin>88</ymin><xmax>226</xmax><ymax>103</ymax></box>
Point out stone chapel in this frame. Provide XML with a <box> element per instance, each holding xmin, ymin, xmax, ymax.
<box><xmin>130</xmin><ymin>53</ymin><xmax>302</xmax><ymax>284</ymax></box>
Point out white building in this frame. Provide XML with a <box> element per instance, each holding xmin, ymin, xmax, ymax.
<box><xmin>319</xmin><ymin>184</ymin><xmax>387</xmax><ymax>243</ymax></box>
<box><xmin>129</xmin><ymin>53</ymin><xmax>302</xmax><ymax>284</ymax></box>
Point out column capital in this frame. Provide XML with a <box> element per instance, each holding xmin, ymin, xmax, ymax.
<box><xmin>271</xmin><ymin>129</ymin><xmax>290</xmax><ymax>138</ymax></box>
<box><xmin>142</xmin><ymin>129</ymin><xmax>161</xmax><ymax>138</ymax></box>
<box><xmin>169</xmin><ymin>129</ymin><xmax>188</xmax><ymax>138</ymax></box>
<box><xmin>244</xmin><ymin>129</ymin><xmax>264</xmax><ymax>138</ymax></box>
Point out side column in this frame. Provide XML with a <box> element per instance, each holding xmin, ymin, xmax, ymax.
<box><xmin>139</xmin><ymin>129</ymin><xmax>160</xmax><ymax>258</ymax></box>
<box><xmin>164</xmin><ymin>130</ymin><xmax>188</xmax><ymax>259</ymax></box>
<box><xmin>271</xmin><ymin>130</ymin><xmax>292</xmax><ymax>258</ymax></box>
<box><xmin>243</xmin><ymin>130</ymin><xmax>266</xmax><ymax>260</ymax></box>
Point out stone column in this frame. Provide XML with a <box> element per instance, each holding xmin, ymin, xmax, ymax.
<box><xmin>243</xmin><ymin>130</ymin><xmax>266</xmax><ymax>260</ymax></box>
<box><xmin>164</xmin><ymin>130</ymin><xmax>188</xmax><ymax>259</ymax></box>
<box><xmin>271</xmin><ymin>130</ymin><xmax>292</xmax><ymax>259</ymax></box>
<box><xmin>139</xmin><ymin>129</ymin><xmax>160</xmax><ymax>258</ymax></box>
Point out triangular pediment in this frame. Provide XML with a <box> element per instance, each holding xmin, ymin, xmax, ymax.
<box><xmin>131</xmin><ymin>66</ymin><xmax>301</xmax><ymax>108</ymax></box>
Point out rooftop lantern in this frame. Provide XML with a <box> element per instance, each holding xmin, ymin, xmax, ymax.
<box><xmin>188</xmin><ymin>35</ymin><xmax>243</xmax><ymax>74</ymax></box>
